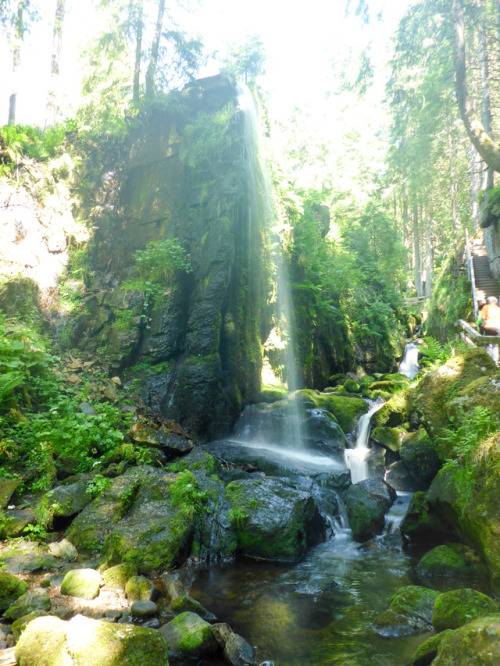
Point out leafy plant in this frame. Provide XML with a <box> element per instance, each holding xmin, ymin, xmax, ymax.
<box><xmin>169</xmin><ymin>471</ymin><xmax>208</xmax><ymax>521</ymax></box>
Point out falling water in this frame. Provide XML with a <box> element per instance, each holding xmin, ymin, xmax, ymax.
<box><xmin>398</xmin><ymin>342</ymin><xmax>419</xmax><ymax>379</ymax></box>
<box><xmin>344</xmin><ymin>399</ymin><xmax>384</xmax><ymax>483</ymax></box>
<box><xmin>237</xmin><ymin>82</ymin><xmax>303</xmax><ymax>447</ymax></box>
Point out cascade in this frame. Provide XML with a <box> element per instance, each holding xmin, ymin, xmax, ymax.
<box><xmin>344</xmin><ymin>399</ymin><xmax>385</xmax><ymax>483</ymax></box>
<box><xmin>398</xmin><ymin>341</ymin><xmax>419</xmax><ymax>379</ymax></box>
<box><xmin>237</xmin><ymin>82</ymin><xmax>303</xmax><ymax>447</ymax></box>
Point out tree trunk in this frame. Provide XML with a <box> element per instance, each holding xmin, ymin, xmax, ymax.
<box><xmin>45</xmin><ymin>0</ymin><xmax>66</xmax><ymax>127</ymax></box>
<box><xmin>145</xmin><ymin>0</ymin><xmax>166</xmax><ymax>97</ymax></box>
<box><xmin>453</xmin><ymin>0</ymin><xmax>500</xmax><ymax>171</ymax></box>
<box><xmin>8</xmin><ymin>0</ymin><xmax>28</xmax><ymax>125</ymax></box>
<box><xmin>477</xmin><ymin>0</ymin><xmax>494</xmax><ymax>189</ymax></box>
<box><xmin>132</xmin><ymin>0</ymin><xmax>144</xmax><ymax>105</ymax></box>
<box><xmin>424</xmin><ymin>207</ymin><xmax>433</xmax><ymax>298</ymax></box>
<box><xmin>448</xmin><ymin>126</ymin><xmax>461</xmax><ymax>255</ymax></box>
<box><xmin>469</xmin><ymin>144</ymin><xmax>482</xmax><ymax>233</ymax></box>
<box><xmin>413</xmin><ymin>200</ymin><xmax>423</xmax><ymax>297</ymax></box>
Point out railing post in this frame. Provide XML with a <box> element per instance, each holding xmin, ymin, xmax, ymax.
<box><xmin>465</xmin><ymin>230</ymin><xmax>479</xmax><ymax>319</ymax></box>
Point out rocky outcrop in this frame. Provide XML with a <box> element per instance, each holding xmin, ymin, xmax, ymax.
<box><xmin>345</xmin><ymin>478</ymin><xmax>396</xmax><ymax>542</ymax></box>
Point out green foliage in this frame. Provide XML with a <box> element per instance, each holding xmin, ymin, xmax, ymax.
<box><xmin>169</xmin><ymin>471</ymin><xmax>208</xmax><ymax>522</ymax></box>
<box><xmin>86</xmin><ymin>473</ymin><xmax>112</xmax><ymax>498</ymax></box>
<box><xmin>0</xmin><ymin>124</ymin><xmax>66</xmax><ymax>164</ymax></box>
<box><xmin>221</xmin><ymin>34</ymin><xmax>266</xmax><ymax>83</ymax></box>
<box><xmin>179</xmin><ymin>105</ymin><xmax>234</xmax><ymax>170</ymax></box>
<box><xmin>419</xmin><ymin>336</ymin><xmax>468</xmax><ymax>370</ymax></box>
<box><xmin>132</xmin><ymin>238</ymin><xmax>192</xmax><ymax>283</ymax></box>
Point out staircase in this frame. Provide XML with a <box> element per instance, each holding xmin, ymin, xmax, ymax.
<box><xmin>469</xmin><ymin>234</ymin><xmax>500</xmax><ymax>306</ymax></box>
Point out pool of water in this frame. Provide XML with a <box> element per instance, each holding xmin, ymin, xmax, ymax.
<box><xmin>191</xmin><ymin>495</ymin><xmax>428</xmax><ymax>665</ymax></box>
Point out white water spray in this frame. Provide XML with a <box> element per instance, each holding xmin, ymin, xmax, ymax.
<box><xmin>344</xmin><ymin>400</ymin><xmax>384</xmax><ymax>484</ymax></box>
<box><xmin>398</xmin><ymin>342</ymin><xmax>419</xmax><ymax>380</ymax></box>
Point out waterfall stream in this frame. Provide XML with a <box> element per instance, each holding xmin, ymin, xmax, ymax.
<box><xmin>344</xmin><ymin>399</ymin><xmax>384</xmax><ymax>484</ymax></box>
<box><xmin>398</xmin><ymin>341</ymin><xmax>420</xmax><ymax>380</ymax></box>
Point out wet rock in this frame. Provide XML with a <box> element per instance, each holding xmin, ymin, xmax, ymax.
<box><xmin>4</xmin><ymin>588</ymin><xmax>51</xmax><ymax>621</ymax></box>
<box><xmin>162</xmin><ymin>569</ymin><xmax>195</xmax><ymax>601</ymax></box>
<box><xmin>225</xmin><ymin>476</ymin><xmax>326</xmax><ymax>562</ymax></box>
<box><xmin>159</xmin><ymin>611</ymin><xmax>218</xmax><ymax>657</ymax></box>
<box><xmin>130</xmin><ymin>600</ymin><xmax>158</xmax><ymax>618</ymax></box>
<box><xmin>0</xmin><ymin>572</ymin><xmax>29</xmax><ymax>611</ymax></box>
<box><xmin>61</xmin><ymin>568</ymin><xmax>101</xmax><ymax>600</ymax></box>
<box><xmin>370</xmin><ymin>426</ymin><xmax>403</xmax><ymax>453</ymax></box>
<box><xmin>102</xmin><ymin>563</ymin><xmax>137</xmax><ymax>590</ymax></box>
<box><xmin>14</xmin><ymin>613</ymin><xmax>170</xmax><ymax>665</ymax></box>
<box><xmin>385</xmin><ymin>460</ymin><xmax>417</xmax><ymax>492</ymax></box>
<box><xmin>373</xmin><ymin>585</ymin><xmax>439</xmax><ymax>637</ymax></box>
<box><xmin>125</xmin><ymin>575</ymin><xmax>157</xmax><ymax>602</ymax></box>
<box><xmin>130</xmin><ymin>423</ymin><xmax>195</xmax><ymax>459</ymax></box>
<box><xmin>400</xmin><ymin>491</ymin><xmax>455</xmax><ymax>543</ymax></box>
<box><xmin>225</xmin><ymin>632</ymin><xmax>258</xmax><ymax>666</ymax></box>
<box><xmin>432</xmin><ymin>615</ymin><xmax>500</xmax><ymax>664</ymax></box>
<box><xmin>371</xmin><ymin>390</ymin><xmax>412</xmax><ymax>428</ymax></box>
<box><xmin>416</xmin><ymin>544</ymin><xmax>473</xmax><ymax>579</ymax></box>
<box><xmin>399</xmin><ymin>428</ymin><xmax>441</xmax><ymax>489</ymax></box>
<box><xmin>432</xmin><ymin>588</ymin><xmax>497</xmax><ymax>631</ymax></box>
<box><xmin>168</xmin><ymin>595</ymin><xmax>216</xmax><ymax>621</ymax></box>
<box><xmin>410</xmin><ymin>630</ymin><xmax>455</xmax><ymax>666</ymax></box>
<box><xmin>39</xmin><ymin>482</ymin><xmax>92</xmax><ymax>519</ymax></box>
<box><xmin>345</xmin><ymin>478</ymin><xmax>397</xmax><ymax>542</ymax></box>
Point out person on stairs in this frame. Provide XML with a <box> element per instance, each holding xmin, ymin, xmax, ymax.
<box><xmin>478</xmin><ymin>296</ymin><xmax>500</xmax><ymax>364</ymax></box>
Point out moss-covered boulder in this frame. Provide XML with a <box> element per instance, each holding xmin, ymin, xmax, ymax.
<box><xmin>168</xmin><ymin>595</ymin><xmax>216</xmax><ymax>621</ymax></box>
<box><xmin>61</xmin><ymin>568</ymin><xmax>101</xmax><ymax>600</ymax></box>
<box><xmin>399</xmin><ymin>429</ymin><xmax>441</xmax><ymax>489</ymax></box>
<box><xmin>400</xmin><ymin>492</ymin><xmax>456</xmax><ymax>543</ymax></box>
<box><xmin>416</xmin><ymin>545</ymin><xmax>470</xmax><ymax>579</ymax></box>
<box><xmin>15</xmin><ymin>613</ymin><xmax>170</xmax><ymax>665</ymax></box>
<box><xmin>410</xmin><ymin>630</ymin><xmax>455</xmax><ymax>666</ymax></box>
<box><xmin>432</xmin><ymin>588</ymin><xmax>498</xmax><ymax>632</ymax></box>
<box><xmin>345</xmin><ymin>478</ymin><xmax>396</xmax><ymax>542</ymax></box>
<box><xmin>343</xmin><ymin>378</ymin><xmax>360</xmax><ymax>393</ymax></box>
<box><xmin>102</xmin><ymin>563</ymin><xmax>137</xmax><ymax>590</ymax></box>
<box><xmin>38</xmin><ymin>482</ymin><xmax>92</xmax><ymax>521</ymax></box>
<box><xmin>294</xmin><ymin>389</ymin><xmax>368</xmax><ymax>433</ymax></box>
<box><xmin>370</xmin><ymin>426</ymin><xmax>403</xmax><ymax>453</ymax></box>
<box><xmin>372</xmin><ymin>585</ymin><xmax>439</xmax><ymax>637</ymax></box>
<box><xmin>159</xmin><ymin>611</ymin><xmax>217</xmax><ymax>657</ymax></box>
<box><xmin>4</xmin><ymin>588</ymin><xmax>51</xmax><ymax>620</ymax></box>
<box><xmin>125</xmin><ymin>576</ymin><xmax>157</xmax><ymax>603</ymax></box>
<box><xmin>0</xmin><ymin>571</ymin><xmax>29</xmax><ymax>611</ymax></box>
<box><xmin>11</xmin><ymin>610</ymin><xmax>47</xmax><ymax>642</ymax></box>
<box><xmin>432</xmin><ymin>615</ymin><xmax>500</xmax><ymax>664</ymax></box>
<box><xmin>225</xmin><ymin>476</ymin><xmax>325</xmax><ymax>562</ymax></box>
<box><xmin>0</xmin><ymin>477</ymin><xmax>19</xmax><ymax>508</ymax></box>
<box><xmin>371</xmin><ymin>389</ymin><xmax>412</xmax><ymax>429</ymax></box>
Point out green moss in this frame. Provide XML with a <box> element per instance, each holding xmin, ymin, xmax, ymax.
<box><xmin>432</xmin><ymin>588</ymin><xmax>498</xmax><ymax>632</ymax></box>
<box><xmin>416</xmin><ymin>545</ymin><xmax>469</xmax><ymax>579</ymax></box>
<box><xmin>411</xmin><ymin>630</ymin><xmax>455</xmax><ymax>666</ymax></box>
<box><xmin>0</xmin><ymin>571</ymin><xmax>29</xmax><ymax>611</ymax></box>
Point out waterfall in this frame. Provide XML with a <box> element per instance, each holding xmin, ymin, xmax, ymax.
<box><xmin>344</xmin><ymin>400</ymin><xmax>384</xmax><ymax>483</ymax></box>
<box><xmin>237</xmin><ymin>82</ymin><xmax>303</xmax><ymax>448</ymax></box>
<box><xmin>398</xmin><ymin>342</ymin><xmax>419</xmax><ymax>380</ymax></box>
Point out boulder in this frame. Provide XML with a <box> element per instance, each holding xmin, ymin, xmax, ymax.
<box><xmin>432</xmin><ymin>588</ymin><xmax>497</xmax><ymax>632</ymax></box>
<box><xmin>38</xmin><ymin>482</ymin><xmax>92</xmax><ymax>520</ymax></box>
<box><xmin>371</xmin><ymin>390</ymin><xmax>412</xmax><ymax>429</ymax></box>
<box><xmin>345</xmin><ymin>478</ymin><xmax>396</xmax><ymax>542</ymax></box>
<box><xmin>168</xmin><ymin>595</ymin><xmax>216</xmax><ymax>621</ymax></box>
<box><xmin>162</xmin><ymin>569</ymin><xmax>195</xmax><ymax>601</ymax></box>
<box><xmin>399</xmin><ymin>429</ymin><xmax>441</xmax><ymax>489</ymax></box>
<box><xmin>225</xmin><ymin>476</ymin><xmax>325</xmax><ymax>562</ymax></box>
<box><xmin>410</xmin><ymin>630</ymin><xmax>455</xmax><ymax>666</ymax></box>
<box><xmin>47</xmin><ymin>539</ymin><xmax>78</xmax><ymax>560</ymax></box>
<box><xmin>125</xmin><ymin>576</ymin><xmax>157</xmax><ymax>602</ymax></box>
<box><xmin>0</xmin><ymin>542</ymin><xmax>58</xmax><ymax>574</ymax></box>
<box><xmin>11</xmin><ymin>610</ymin><xmax>47</xmax><ymax>642</ymax></box>
<box><xmin>130</xmin><ymin>601</ymin><xmax>158</xmax><ymax>618</ymax></box>
<box><xmin>372</xmin><ymin>585</ymin><xmax>439</xmax><ymax>637</ymax></box>
<box><xmin>15</xmin><ymin>613</ymin><xmax>170</xmax><ymax>665</ymax></box>
<box><xmin>129</xmin><ymin>423</ymin><xmax>195</xmax><ymax>459</ymax></box>
<box><xmin>385</xmin><ymin>460</ymin><xmax>417</xmax><ymax>492</ymax></box>
<box><xmin>416</xmin><ymin>544</ymin><xmax>471</xmax><ymax>579</ymax></box>
<box><xmin>0</xmin><ymin>572</ymin><xmax>29</xmax><ymax>611</ymax></box>
<box><xmin>400</xmin><ymin>491</ymin><xmax>455</xmax><ymax>543</ymax></box>
<box><xmin>0</xmin><ymin>507</ymin><xmax>36</xmax><ymax>538</ymax></box>
<box><xmin>224</xmin><ymin>632</ymin><xmax>257</xmax><ymax>666</ymax></box>
<box><xmin>0</xmin><ymin>477</ymin><xmax>19</xmax><ymax>508</ymax></box>
<box><xmin>102</xmin><ymin>563</ymin><xmax>138</xmax><ymax>590</ymax></box>
<box><xmin>61</xmin><ymin>568</ymin><xmax>101</xmax><ymax>600</ymax></box>
<box><xmin>432</xmin><ymin>615</ymin><xmax>500</xmax><ymax>664</ymax></box>
<box><xmin>159</xmin><ymin>611</ymin><xmax>217</xmax><ymax>657</ymax></box>
<box><xmin>4</xmin><ymin>589</ymin><xmax>51</xmax><ymax>620</ymax></box>
<box><xmin>370</xmin><ymin>426</ymin><xmax>402</xmax><ymax>453</ymax></box>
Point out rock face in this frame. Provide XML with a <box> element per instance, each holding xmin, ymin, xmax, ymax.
<box><xmin>15</xmin><ymin>614</ymin><xmax>170</xmax><ymax>665</ymax></box>
<box><xmin>71</xmin><ymin>75</ymin><xmax>273</xmax><ymax>441</ymax></box>
<box><xmin>345</xmin><ymin>478</ymin><xmax>396</xmax><ymax>542</ymax></box>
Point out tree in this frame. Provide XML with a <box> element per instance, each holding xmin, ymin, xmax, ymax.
<box><xmin>145</xmin><ymin>0</ymin><xmax>165</xmax><ymax>97</ymax></box>
<box><xmin>7</xmin><ymin>0</ymin><xmax>36</xmax><ymax>124</ymax></box>
<box><xmin>221</xmin><ymin>34</ymin><xmax>266</xmax><ymax>84</ymax></box>
<box><xmin>45</xmin><ymin>0</ymin><xmax>66</xmax><ymax>127</ymax></box>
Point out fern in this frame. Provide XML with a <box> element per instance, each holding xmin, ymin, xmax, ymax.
<box><xmin>0</xmin><ymin>373</ymin><xmax>24</xmax><ymax>403</ymax></box>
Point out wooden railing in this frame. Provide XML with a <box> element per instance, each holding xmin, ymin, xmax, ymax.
<box><xmin>403</xmin><ymin>296</ymin><xmax>426</xmax><ymax>309</ymax></box>
<box><xmin>457</xmin><ymin>319</ymin><xmax>500</xmax><ymax>347</ymax></box>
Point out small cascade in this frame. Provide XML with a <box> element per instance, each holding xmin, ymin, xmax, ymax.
<box><xmin>398</xmin><ymin>341</ymin><xmax>419</xmax><ymax>380</ymax></box>
<box><xmin>344</xmin><ymin>399</ymin><xmax>384</xmax><ymax>483</ymax></box>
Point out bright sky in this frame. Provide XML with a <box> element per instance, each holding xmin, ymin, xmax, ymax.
<box><xmin>0</xmin><ymin>0</ymin><xmax>413</xmax><ymax>127</ymax></box>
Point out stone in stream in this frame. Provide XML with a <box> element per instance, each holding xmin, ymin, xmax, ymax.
<box><xmin>415</xmin><ymin>544</ymin><xmax>476</xmax><ymax>579</ymax></box>
<box><xmin>159</xmin><ymin>611</ymin><xmax>218</xmax><ymax>657</ymax></box>
<box><xmin>432</xmin><ymin>588</ymin><xmax>498</xmax><ymax>632</ymax></box>
<box><xmin>4</xmin><ymin>588</ymin><xmax>51</xmax><ymax>621</ymax></box>
<box><xmin>130</xmin><ymin>600</ymin><xmax>158</xmax><ymax>618</ymax></box>
<box><xmin>14</xmin><ymin>614</ymin><xmax>170</xmax><ymax>665</ymax></box>
<box><xmin>372</xmin><ymin>585</ymin><xmax>439</xmax><ymax>637</ymax></box>
<box><xmin>432</xmin><ymin>615</ymin><xmax>500</xmax><ymax>665</ymax></box>
<box><xmin>345</xmin><ymin>477</ymin><xmax>397</xmax><ymax>542</ymax></box>
<box><xmin>213</xmin><ymin>622</ymin><xmax>258</xmax><ymax>665</ymax></box>
<box><xmin>0</xmin><ymin>572</ymin><xmax>29</xmax><ymax>611</ymax></box>
<box><xmin>102</xmin><ymin>562</ymin><xmax>137</xmax><ymax>590</ymax></box>
<box><xmin>410</xmin><ymin>630</ymin><xmax>455</xmax><ymax>666</ymax></box>
<box><xmin>125</xmin><ymin>575</ymin><xmax>157</xmax><ymax>602</ymax></box>
<box><xmin>399</xmin><ymin>428</ymin><xmax>441</xmax><ymax>489</ymax></box>
<box><xmin>61</xmin><ymin>568</ymin><xmax>101</xmax><ymax>600</ymax></box>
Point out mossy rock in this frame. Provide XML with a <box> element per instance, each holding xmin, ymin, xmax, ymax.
<box><xmin>410</xmin><ymin>630</ymin><xmax>455</xmax><ymax>666</ymax></box>
<box><xmin>368</xmin><ymin>380</ymin><xmax>409</xmax><ymax>395</ymax></box>
<box><xmin>400</xmin><ymin>428</ymin><xmax>441</xmax><ymax>489</ymax></box>
<box><xmin>293</xmin><ymin>389</ymin><xmax>368</xmax><ymax>433</ymax></box>
<box><xmin>0</xmin><ymin>477</ymin><xmax>20</xmax><ymax>508</ymax></box>
<box><xmin>343</xmin><ymin>378</ymin><xmax>360</xmax><ymax>393</ymax></box>
<box><xmin>370</xmin><ymin>426</ymin><xmax>403</xmax><ymax>453</ymax></box>
<box><xmin>400</xmin><ymin>491</ymin><xmax>455</xmax><ymax>543</ymax></box>
<box><xmin>381</xmin><ymin>372</ymin><xmax>411</xmax><ymax>384</ymax></box>
<box><xmin>416</xmin><ymin>545</ymin><xmax>470</xmax><ymax>579</ymax></box>
<box><xmin>125</xmin><ymin>575</ymin><xmax>157</xmax><ymax>602</ymax></box>
<box><xmin>168</xmin><ymin>595</ymin><xmax>216</xmax><ymax>621</ymax></box>
<box><xmin>15</xmin><ymin>613</ymin><xmax>170</xmax><ymax>665</ymax></box>
<box><xmin>0</xmin><ymin>571</ymin><xmax>29</xmax><ymax>611</ymax></box>
<box><xmin>432</xmin><ymin>588</ymin><xmax>498</xmax><ymax>632</ymax></box>
<box><xmin>159</xmin><ymin>611</ymin><xmax>217</xmax><ymax>657</ymax></box>
<box><xmin>432</xmin><ymin>615</ymin><xmax>500</xmax><ymax>664</ymax></box>
<box><xmin>4</xmin><ymin>588</ymin><xmax>51</xmax><ymax>620</ymax></box>
<box><xmin>11</xmin><ymin>610</ymin><xmax>48</xmax><ymax>642</ymax></box>
<box><xmin>61</xmin><ymin>568</ymin><xmax>101</xmax><ymax>600</ymax></box>
<box><xmin>345</xmin><ymin>478</ymin><xmax>396</xmax><ymax>542</ymax></box>
<box><xmin>371</xmin><ymin>389</ymin><xmax>412</xmax><ymax>429</ymax></box>
<box><xmin>373</xmin><ymin>585</ymin><xmax>439</xmax><ymax>637</ymax></box>
<box><xmin>102</xmin><ymin>563</ymin><xmax>137</xmax><ymax>590</ymax></box>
